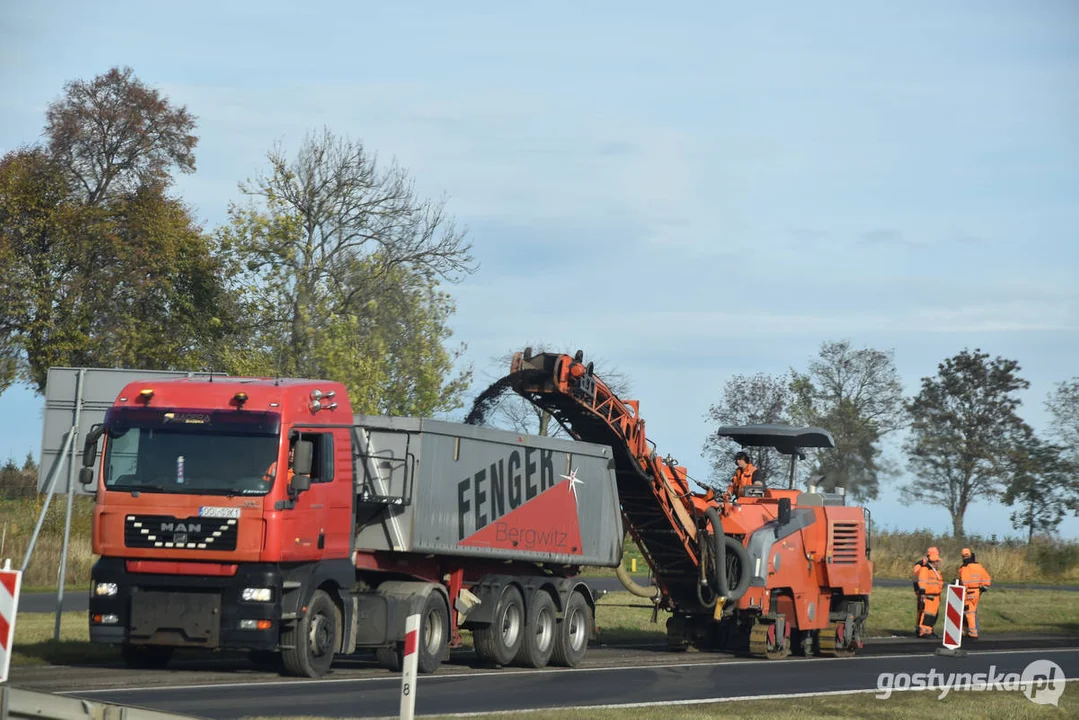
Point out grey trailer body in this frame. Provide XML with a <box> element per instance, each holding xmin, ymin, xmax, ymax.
<box><xmin>352</xmin><ymin>415</ymin><xmax>624</xmax><ymax>569</ymax></box>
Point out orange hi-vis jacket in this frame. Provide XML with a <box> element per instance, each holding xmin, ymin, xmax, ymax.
<box><xmin>913</xmin><ymin>561</ymin><xmax>943</xmax><ymax>595</ymax></box>
<box><xmin>732</xmin><ymin>463</ymin><xmax>758</xmax><ymax>490</ymax></box>
<box><xmin>959</xmin><ymin>562</ymin><xmax>992</xmax><ymax>590</ymax></box>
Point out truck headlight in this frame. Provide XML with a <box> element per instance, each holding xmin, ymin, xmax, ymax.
<box><xmin>242</xmin><ymin>587</ymin><xmax>272</xmax><ymax>602</ymax></box>
<box><xmin>94</xmin><ymin>582</ymin><xmax>118</xmax><ymax>597</ymax></box>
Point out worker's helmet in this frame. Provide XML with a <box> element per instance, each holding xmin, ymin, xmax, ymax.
<box><xmin>927</xmin><ymin>546</ymin><xmax>941</xmax><ymax>561</ymax></box>
<box><xmin>961</xmin><ymin>547</ymin><xmax>973</xmax><ymax>559</ymax></box>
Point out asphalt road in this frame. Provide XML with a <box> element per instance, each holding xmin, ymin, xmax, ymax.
<box><xmin>60</xmin><ymin>647</ymin><xmax>1079</xmax><ymax>719</ymax></box>
<box><xmin>18</xmin><ymin>576</ymin><xmax>1079</xmax><ymax>613</ymax></box>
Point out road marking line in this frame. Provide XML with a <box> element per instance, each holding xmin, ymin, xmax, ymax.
<box><xmin>62</xmin><ymin>647</ymin><xmax>1079</xmax><ymax>696</ymax></box>
<box><xmin>377</xmin><ymin>679</ymin><xmax>1079</xmax><ymax>719</ymax></box>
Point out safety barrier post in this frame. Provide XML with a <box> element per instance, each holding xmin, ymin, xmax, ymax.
<box><xmin>1</xmin><ymin>558</ymin><xmax>23</xmax><ymax>684</ymax></box>
<box><xmin>936</xmin><ymin>583</ymin><xmax>966</xmax><ymax>657</ymax></box>
<box><xmin>399</xmin><ymin>613</ymin><xmax>420</xmax><ymax>720</ymax></box>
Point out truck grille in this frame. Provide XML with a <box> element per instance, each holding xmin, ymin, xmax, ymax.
<box><xmin>830</xmin><ymin>522</ymin><xmax>860</xmax><ymax>565</ymax></box>
<box><xmin>124</xmin><ymin>515</ymin><xmax>238</xmax><ymax>551</ymax></box>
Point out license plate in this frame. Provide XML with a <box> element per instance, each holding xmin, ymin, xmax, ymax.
<box><xmin>198</xmin><ymin>506</ymin><xmax>241</xmax><ymax>519</ymax></box>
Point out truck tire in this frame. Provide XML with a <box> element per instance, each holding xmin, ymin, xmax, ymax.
<box><xmin>550</xmin><ymin>591</ymin><xmax>591</xmax><ymax>667</ymax></box>
<box><xmin>474</xmin><ymin>585</ymin><xmax>524</xmax><ymax>666</ymax></box>
<box><xmin>121</xmin><ymin>644</ymin><xmax>173</xmax><ymax>669</ymax></box>
<box><xmin>282</xmin><ymin>588</ymin><xmax>339</xmax><ymax>678</ymax></box>
<box><xmin>417</xmin><ymin>591</ymin><xmax>449</xmax><ymax>674</ymax></box>
<box><xmin>513</xmin><ymin>589</ymin><xmax>557</xmax><ymax>668</ymax></box>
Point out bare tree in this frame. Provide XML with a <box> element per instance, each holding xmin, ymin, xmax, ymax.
<box><xmin>472</xmin><ymin>342</ymin><xmax>631</xmax><ymax>439</ymax></box>
<box><xmin>789</xmin><ymin>339</ymin><xmax>906</xmax><ymax>501</ymax></box>
<box><xmin>221</xmin><ymin>127</ymin><xmax>477</xmax><ymax>378</ymax></box>
<box><xmin>702</xmin><ymin>373</ymin><xmax>794</xmax><ymax>489</ymax></box>
<box><xmin>1046</xmin><ymin>378</ymin><xmax>1079</xmax><ymax>464</ymax></box>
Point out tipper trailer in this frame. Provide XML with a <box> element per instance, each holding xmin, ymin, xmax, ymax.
<box><xmin>81</xmin><ymin>378</ymin><xmax>622</xmax><ymax>677</ymax></box>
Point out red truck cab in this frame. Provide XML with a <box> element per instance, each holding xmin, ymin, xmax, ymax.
<box><xmin>84</xmin><ymin>376</ymin><xmax>356</xmax><ymax>673</ymax></box>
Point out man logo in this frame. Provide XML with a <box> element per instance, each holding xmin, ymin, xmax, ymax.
<box><xmin>1021</xmin><ymin>659</ymin><xmax>1065</xmax><ymax>706</ymax></box>
<box><xmin>160</xmin><ymin>522</ymin><xmax>201</xmax><ymax>533</ymax></box>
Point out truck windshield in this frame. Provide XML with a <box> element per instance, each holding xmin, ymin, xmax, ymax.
<box><xmin>102</xmin><ymin>408</ymin><xmax>282</xmax><ymax>496</ymax></box>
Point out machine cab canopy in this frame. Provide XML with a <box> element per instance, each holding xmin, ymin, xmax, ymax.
<box><xmin>714</xmin><ymin>424</ymin><xmax>835</xmax><ymax>458</ymax></box>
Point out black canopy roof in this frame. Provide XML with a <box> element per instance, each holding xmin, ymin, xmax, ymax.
<box><xmin>714</xmin><ymin>424</ymin><xmax>836</xmax><ymax>455</ymax></box>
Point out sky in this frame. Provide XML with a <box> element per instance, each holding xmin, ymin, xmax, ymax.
<box><xmin>1</xmin><ymin>1</ymin><xmax>1078</xmax><ymax>540</ymax></box>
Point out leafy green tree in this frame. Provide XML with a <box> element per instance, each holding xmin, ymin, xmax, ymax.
<box><xmin>702</xmin><ymin>373</ymin><xmax>793</xmax><ymax>489</ymax></box>
<box><xmin>22</xmin><ymin>451</ymin><xmax>38</xmax><ymax>474</ymax></box>
<box><xmin>0</xmin><ymin>67</ymin><xmax>234</xmax><ymax>393</ymax></box>
<box><xmin>788</xmin><ymin>339</ymin><xmax>906</xmax><ymax>500</ymax></box>
<box><xmin>901</xmin><ymin>348</ymin><xmax>1031</xmax><ymax>537</ymax></box>
<box><xmin>219</xmin><ymin>127</ymin><xmax>476</xmax><ymax>416</ymax></box>
<box><xmin>1002</xmin><ymin>432</ymin><xmax>1078</xmax><ymax>542</ymax></box>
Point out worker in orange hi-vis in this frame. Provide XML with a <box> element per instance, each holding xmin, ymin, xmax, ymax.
<box><xmin>912</xmin><ymin>546</ymin><xmax>943</xmax><ymax>638</ymax></box>
<box><xmin>957</xmin><ymin>547</ymin><xmax>992</xmax><ymax>639</ymax></box>
<box><xmin>728</xmin><ymin>451</ymin><xmax>758</xmax><ymax>494</ymax></box>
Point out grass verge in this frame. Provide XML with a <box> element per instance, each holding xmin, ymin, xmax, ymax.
<box><xmin>238</xmin><ymin>685</ymin><xmax>1078</xmax><ymax>720</ymax></box>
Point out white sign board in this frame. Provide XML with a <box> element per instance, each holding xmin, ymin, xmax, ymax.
<box><xmin>38</xmin><ymin>367</ymin><xmax>225</xmax><ymax>494</ymax></box>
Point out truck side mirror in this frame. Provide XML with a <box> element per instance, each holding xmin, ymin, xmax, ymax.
<box><xmin>79</xmin><ymin>467</ymin><xmax>95</xmax><ymax>486</ymax></box>
<box><xmin>290</xmin><ymin>440</ymin><xmax>314</xmax><ymax>493</ymax></box>
<box><xmin>82</xmin><ymin>424</ymin><xmax>105</xmax><ymax>468</ymax></box>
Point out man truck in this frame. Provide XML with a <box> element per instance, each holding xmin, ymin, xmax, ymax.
<box><xmin>80</xmin><ymin>377</ymin><xmax>623</xmax><ymax>677</ymax></box>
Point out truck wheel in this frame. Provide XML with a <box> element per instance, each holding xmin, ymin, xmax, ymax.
<box><xmin>282</xmin><ymin>589</ymin><xmax>340</xmax><ymax>678</ymax></box>
<box><xmin>474</xmin><ymin>585</ymin><xmax>524</xmax><ymax>666</ymax></box>
<box><xmin>417</xmin><ymin>592</ymin><xmax>449</xmax><ymax>674</ymax></box>
<box><xmin>121</xmin><ymin>644</ymin><xmax>173</xmax><ymax>669</ymax></box>
<box><xmin>550</xmin><ymin>591</ymin><xmax>591</xmax><ymax>667</ymax></box>
<box><xmin>514</xmin><ymin>589</ymin><xmax>557</xmax><ymax>668</ymax></box>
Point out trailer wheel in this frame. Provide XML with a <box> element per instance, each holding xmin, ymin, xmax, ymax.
<box><xmin>550</xmin><ymin>591</ymin><xmax>591</xmax><ymax>667</ymax></box>
<box><xmin>474</xmin><ymin>585</ymin><xmax>524</xmax><ymax>666</ymax></box>
<box><xmin>417</xmin><ymin>591</ymin><xmax>450</xmax><ymax>674</ymax></box>
<box><xmin>121</xmin><ymin>644</ymin><xmax>173</xmax><ymax>669</ymax></box>
<box><xmin>282</xmin><ymin>589</ymin><xmax>340</xmax><ymax>678</ymax></box>
<box><xmin>514</xmin><ymin>590</ymin><xmax>557</xmax><ymax>668</ymax></box>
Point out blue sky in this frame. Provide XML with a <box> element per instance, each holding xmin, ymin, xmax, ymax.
<box><xmin>2</xmin><ymin>1</ymin><xmax>1077</xmax><ymax>539</ymax></box>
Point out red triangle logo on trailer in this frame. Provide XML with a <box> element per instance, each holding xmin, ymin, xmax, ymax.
<box><xmin>460</xmin><ymin>476</ymin><xmax>583</xmax><ymax>555</ymax></box>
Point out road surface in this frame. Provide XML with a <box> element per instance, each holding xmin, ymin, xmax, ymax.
<box><xmin>54</xmin><ymin>647</ymin><xmax>1079</xmax><ymax>719</ymax></box>
<box><xmin>18</xmin><ymin>576</ymin><xmax>1079</xmax><ymax>613</ymax></box>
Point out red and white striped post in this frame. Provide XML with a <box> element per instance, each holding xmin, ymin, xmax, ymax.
<box><xmin>399</xmin><ymin>613</ymin><xmax>420</xmax><ymax>720</ymax></box>
<box><xmin>942</xmin><ymin>583</ymin><xmax>966</xmax><ymax>650</ymax></box>
<box><xmin>1</xmin><ymin>558</ymin><xmax>24</xmax><ymax>684</ymax></box>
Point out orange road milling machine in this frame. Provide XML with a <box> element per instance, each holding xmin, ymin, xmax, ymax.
<box><xmin>504</xmin><ymin>348</ymin><xmax>874</xmax><ymax>659</ymax></box>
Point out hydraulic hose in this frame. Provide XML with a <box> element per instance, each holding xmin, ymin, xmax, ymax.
<box><xmin>705</xmin><ymin>507</ymin><xmax>751</xmax><ymax>604</ymax></box>
<box><xmin>615</xmin><ymin>563</ymin><xmax>660</xmax><ymax>600</ymax></box>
